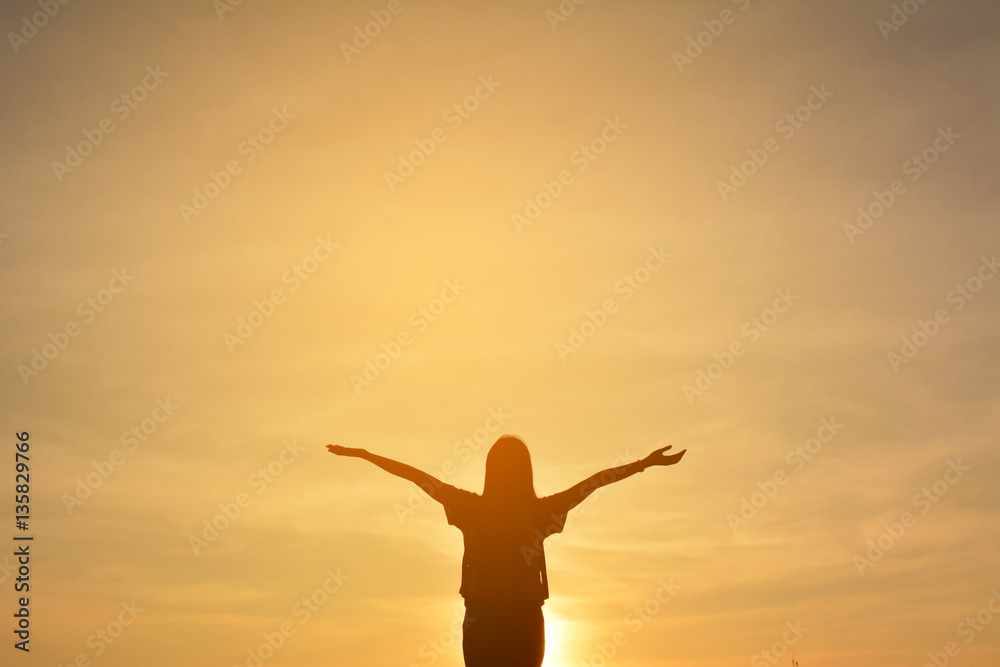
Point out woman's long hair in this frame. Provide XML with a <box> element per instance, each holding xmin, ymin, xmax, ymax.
<box><xmin>482</xmin><ymin>435</ymin><xmax>537</xmax><ymax>503</ymax></box>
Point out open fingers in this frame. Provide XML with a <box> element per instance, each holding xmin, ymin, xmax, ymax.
<box><xmin>664</xmin><ymin>449</ymin><xmax>687</xmax><ymax>464</ymax></box>
<box><xmin>649</xmin><ymin>445</ymin><xmax>673</xmax><ymax>461</ymax></box>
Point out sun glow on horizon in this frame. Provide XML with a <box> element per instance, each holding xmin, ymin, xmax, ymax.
<box><xmin>543</xmin><ymin>612</ymin><xmax>576</xmax><ymax>667</ymax></box>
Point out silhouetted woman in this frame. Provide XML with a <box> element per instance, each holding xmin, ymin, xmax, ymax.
<box><xmin>327</xmin><ymin>435</ymin><xmax>685</xmax><ymax>667</ymax></box>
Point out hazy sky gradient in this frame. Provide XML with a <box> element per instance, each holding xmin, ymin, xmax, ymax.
<box><xmin>2</xmin><ymin>2</ymin><xmax>999</xmax><ymax>666</ymax></box>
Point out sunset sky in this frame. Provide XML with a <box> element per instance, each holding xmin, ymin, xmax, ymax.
<box><xmin>2</xmin><ymin>2</ymin><xmax>999</xmax><ymax>666</ymax></box>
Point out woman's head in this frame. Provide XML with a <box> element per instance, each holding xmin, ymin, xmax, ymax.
<box><xmin>483</xmin><ymin>435</ymin><xmax>536</xmax><ymax>501</ymax></box>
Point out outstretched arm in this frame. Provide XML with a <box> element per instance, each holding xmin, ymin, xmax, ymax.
<box><xmin>557</xmin><ymin>445</ymin><xmax>686</xmax><ymax>510</ymax></box>
<box><xmin>327</xmin><ymin>445</ymin><xmax>446</xmax><ymax>499</ymax></box>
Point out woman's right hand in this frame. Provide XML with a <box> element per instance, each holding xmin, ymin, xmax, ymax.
<box><xmin>327</xmin><ymin>444</ymin><xmax>365</xmax><ymax>457</ymax></box>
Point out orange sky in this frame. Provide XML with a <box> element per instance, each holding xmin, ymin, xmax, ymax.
<box><xmin>2</xmin><ymin>2</ymin><xmax>999</xmax><ymax>666</ymax></box>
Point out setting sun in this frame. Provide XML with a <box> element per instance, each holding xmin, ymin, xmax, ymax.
<box><xmin>542</xmin><ymin>611</ymin><xmax>573</xmax><ymax>667</ymax></box>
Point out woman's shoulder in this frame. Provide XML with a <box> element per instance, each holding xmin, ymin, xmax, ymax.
<box><xmin>535</xmin><ymin>487</ymin><xmax>577</xmax><ymax>509</ymax></box>
<box><xmin>436</xmin><ymin>483</ymin><xmax>483</xmax><ymax>512</ymax></box>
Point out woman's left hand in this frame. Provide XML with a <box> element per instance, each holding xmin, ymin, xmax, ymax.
<box><xmin>641</xmin><ymin>445</ymin><xmax>686</xmax><ymax>467</ymax></box>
